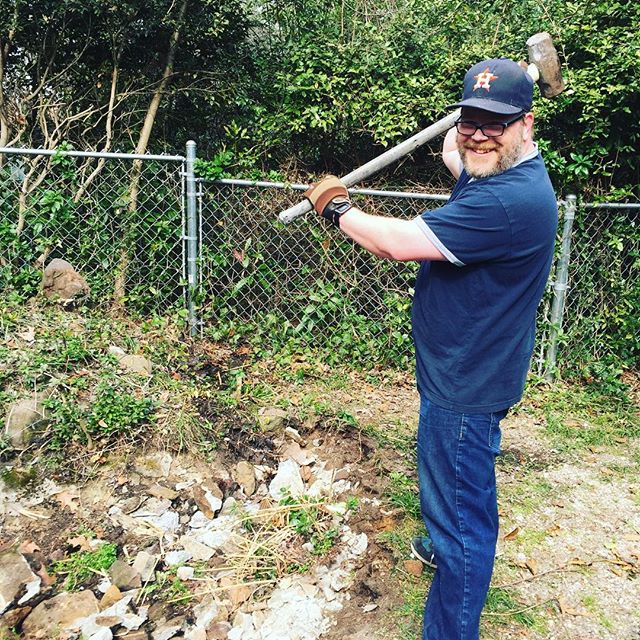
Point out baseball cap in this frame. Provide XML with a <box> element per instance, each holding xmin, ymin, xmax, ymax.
<box><xmin>448</xmin><ymin>58</ymin><xmax>534</xmax><ymax>115</ymax></box>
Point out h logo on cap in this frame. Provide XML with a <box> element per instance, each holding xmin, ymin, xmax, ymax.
<box><xmin>473</xmin><ymin>68</ymin><xmax>498</xmax><ymax>91</ymax></box>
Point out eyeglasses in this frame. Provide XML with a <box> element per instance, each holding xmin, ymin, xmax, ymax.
<box><xmin>454</xmin><ymin>113</ymin><xmax>524</xmax><ymax>138</ymax></box>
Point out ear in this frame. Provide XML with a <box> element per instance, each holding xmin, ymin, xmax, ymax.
<box><xmin>522</xmin><ymin>112</ymin><xmax>535</xmax><ymax>141</ymax></box>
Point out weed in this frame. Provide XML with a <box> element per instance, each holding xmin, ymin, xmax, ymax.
<box><xmin>345</xmin><ymin>496</ymin><xmax>359</xmax><ymax>512</ymax></box>
<box><xmin>532</xmin><ymin>382</ymin><xmax>639</xmax><ymax>451</ymax></box>
<box><xmin>52</xmin><ymin>543</ymin><xmax>117</xmax><ymax>590</ymax></box>
<box><xmin>311</xmin><ymin>526</ymin><xmax>339</xmax><ymax>555</ymax></box>
<box><xmin>140</xmin><ymin>568</ymin><xmax>192</xmax><ymax>605</ymax></box>
<box><xmin>387</xmin><ymin>471</ymin><xmax>421</xmax><ymax>520</ymax></box>
<box><xmin>482</xmin><ymin>587</ymin><xmax>543</xmax><ymax>628</ymax></box>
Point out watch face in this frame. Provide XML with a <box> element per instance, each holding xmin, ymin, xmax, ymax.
<box><xmin>331</xmin><ymin>197</ymin><xmax>352</xmax><ymax>214</ymax></box>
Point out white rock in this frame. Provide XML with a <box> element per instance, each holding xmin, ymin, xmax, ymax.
<box><xmin>132</xmin><ymin>551</ymin><xmax>158</xmax><ymax>582</ymax></box>
<box><xmin>134</xmin><ymin>452</ymin><xmax>173</xmax><ymax>478</ymax></box>
<box><xmin>180</xmin><ymin>536</ymin><xmax>215</xmax><ymax>561</ymax></box>
<box><xmin>88</xmin><ymin>628</ymin><xmax>113</xmax><ymax>640</ymax></box>
<box><xmin>268</xmin><ymin>459</ymin><xmax>304</xmax><ymax>501</ymax></box>
<box><xmin>165</xmin><ymin>550</ymin><xmax>193</xmax><ymax>566</ymax></box>
<box><xmin>176</xmin><ymin>566</ymin><xmax>195</xmax><ymax>581</ymax></box>
<box><xmin>153</xmin><ymin>623</ymin><xmax>183</xmax><ymax>640</ymax></box>
<box><xmin>189</xmin><ymin>510</ymin><xmax>212</xmax><ymax>529</ymax></box>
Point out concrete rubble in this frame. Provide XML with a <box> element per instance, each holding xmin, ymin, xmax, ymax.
<box><xmin>0</xmin><ymin>426</ymin><xmax>372</xmax><ymax>639</ymax></box>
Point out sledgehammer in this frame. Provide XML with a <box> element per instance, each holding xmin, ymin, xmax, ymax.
<box><xmin>279</xmin><ymin>32</ymin><xmax>564</xmax><ymax>225</ymax></box>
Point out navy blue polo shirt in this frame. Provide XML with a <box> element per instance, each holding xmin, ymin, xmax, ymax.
<box><xmin>412</xmin><ymin>151</ymin><xmax>558</xmax><ymax>412</ymax></box>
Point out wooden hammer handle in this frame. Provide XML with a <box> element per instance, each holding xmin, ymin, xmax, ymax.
<box><xmin>279</xmin><ymin>109</ymin><xmax>460</xmax><ymax>224</ymax></box>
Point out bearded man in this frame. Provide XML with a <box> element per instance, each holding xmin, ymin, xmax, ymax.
<box><xmin>303</xmin><ymin>58</ymin><xmax>558</xmax><ymax>640</ymax></box>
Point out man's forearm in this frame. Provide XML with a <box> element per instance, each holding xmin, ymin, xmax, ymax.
<box><xmin>338</xmin><ymin>207</ymin><xmax>445</xmax><ymax>262</ymax></box>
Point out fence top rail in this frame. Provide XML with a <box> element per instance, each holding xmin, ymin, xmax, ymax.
<box><xmin>0</xmin><ymin>146</ymin><xmax>185</xmax><ymax>163</ymax></box>
<box><xmin>205</xmin><ymin>177</ymin><xmax>451</xmax><ymax>201</ymax></box>
<box><xmin>580</xmin><ymin>202</ymin><xmax>640</xmax><ymax>210</ymax></box>
<box><xmin>207</xmin><ymin>180</ymin><xmax>640</xmax><ymax>209</ymax></box>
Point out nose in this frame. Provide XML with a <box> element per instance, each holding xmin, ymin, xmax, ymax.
<box><xmin>471</xmin><ymin>127</ymin><xmax>489</xmax><ymax>142</ymax></box>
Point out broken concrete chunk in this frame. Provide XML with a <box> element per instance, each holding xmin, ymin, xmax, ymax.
<box><xmin>109</xmin><ymin>559</ymin><xmax>142</xmax><ymax>591</ymax></box>
<box><xmin>132</xmin><ymin>551</ymin><xmax>158</xmax><ymax>583</ymax></box>
<box><xmin>22</xmin><ymin>589</ymin><xmax>99</xmax><ymax>637</ymax></box>
<box><xmin>234</xmin><ymin>461</ymin><xmax>256</xmax><ymax>497</ymax></box>
<box><xmin>0</xmin><ymin>551</ymin><xmax>41</xmax><ymax>613</ymax></box>
<box><xmin>269</xmin><ymin>459</ymin><xmax>304</xmax><ymax>500</ymax></box>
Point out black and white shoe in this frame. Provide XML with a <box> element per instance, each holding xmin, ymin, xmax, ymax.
<box><xmin>410</xmin><ymin>536</ymin><xmax>437</xmax><ymax>570</ymax></box>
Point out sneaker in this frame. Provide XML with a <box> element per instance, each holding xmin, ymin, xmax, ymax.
<box><xmin>410</xmin><ymin>536</ymin><xmax>437</xmax><ymax>570</ymax></box>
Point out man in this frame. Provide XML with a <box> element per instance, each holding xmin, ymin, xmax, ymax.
<box><xmin>303</xmin><ymin>58</ymin><xmax>558</xmax><ymax>639</ymax></box>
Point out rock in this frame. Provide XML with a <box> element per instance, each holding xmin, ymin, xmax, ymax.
<box><xmin>147</xmin><ymin>484</ymin><xmax>178</xmax><ymax>501</ymax></box>
<box><xmin>269</xmin><ymin>459</ymin><xmax>304</xmax><ymax>501</ymax></box>
<box><xmin>205</xmin><ymin>621</ymin><xmax>231</xmax><ymax>640</ymax></box>
<box><xmin>134</xmin><ymin>452</ymin><xmax>173</xmax><ymax>479</ymax></box>
<box><xmin>191</xmin><ymin>596</ymin><xmax>219</xmax><ymax>629</ymax></box>
<box><xmin>109</xmin><ymin>559</ymin><xmax>142</xmax><ymax>591</ymax></box>
<box><xmin>4</xmin><ymin>395</ymin><xmax>48</xmax><ymax>449</ymax></box>
<box><xmin>281</xmin><ymin>441</ymin><xmax>316</xmax><ymax>466</ymax></box>
<box><xmin>115</xmin><ymin>630</ymin><xmax>149</xmax><ymax>639</ymax></box>
<box><xmin>233</xmin><ymin>461</ymin><xmax>256</xmax><ymax>497</ymax></box>
<box><xmin>152</xmin><ymin>618</ymin><xmax>184</xmax><ymax>640</ymax></box>
<box><xmin>403</xmin><ymin>559</ymin><xmax>424</xmax><ymax>577</ymax></box>
<box><xmin>176</xmin><ymin>566</ymin><xmax>194</xmax><ymax>581</ymax></box>
<box><xmin>164</xmin><ymin>551</ymin><xmax>192</xmax><ymax>567</ymax></box>
<box><xmin>192</xmin><ymin>486</ymin><xmax>222</xmax><ymax>519</ymax></box>
<box><xmin>179</xmin><ymin>536</ymin><xmax>215</xmax><ymax>561</ymax></box>
<box><xmin>257</xmin><ymin>407</ymin><xmax>288</xmax><ymax>431</ymax></box>
<box><xmin>100</xmin><ymin>584</ymin><xmax>124</xmax><ymax>609</ymax></box>
<box><xmin>284</xmin><ymin>426</ymin><xmax>304</xmax><ymax>444</ymax></box>
<box><xmin>42</xmin><ymin>258</ymin><xmax>90</xmax><ymax>303</ymax></box>
<box><xmin>184</xmin><ymin>628</ymin><xmax>207</xmax><ymax>640</ymax></box>
<box><xmin>0</xmin><ymin>605</ymin><xmax>32</xmax><ymax>629</ymax></box>
<box><xmin>132</xmin><ymin>552</ymin><xmax>158</xmax><ymax>583</ymax></box>
<box><xmin>0</xmin><ymin>551</ymin><xmax>41</xmax><ymax>614</ymax></box>
<box><xmin>77</xmin><ymin>594</ymin><xmax>147</xmax><ymax>638</ymax></box>
<box><xmin>87</xmin><ymin>628</ymin><xmax>113</xmax><ymax>640</ymax></box>
<box><xmin>22</xmin><ymin>589</ymin><xmax>99</xmax><ymax>636</ymax></box>
<box><xmin>118</xmin><ymin>354</ymin><xmax>153</xmax><ymax>376</ymax></box>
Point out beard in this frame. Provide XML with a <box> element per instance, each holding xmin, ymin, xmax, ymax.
<box><xmin>458</xmin><ymin>136</ymin><xmax>524</xmax><ymax>179</ymax></box>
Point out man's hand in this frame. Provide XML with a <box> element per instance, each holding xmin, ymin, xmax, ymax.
<box><xmin>304</xmin><ymin>175</ymin><xmax>353</xmax><ymax>227</ymax></box>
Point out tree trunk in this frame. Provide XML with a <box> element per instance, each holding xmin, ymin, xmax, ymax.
<box><xmin>113</xmin><ymin>0</ymin><xmax>187</xmax><ymax>306</ymax></box>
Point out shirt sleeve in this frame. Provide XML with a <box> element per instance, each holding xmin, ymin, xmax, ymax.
<box><xmin>413</xmin><ymin>186</ymin><xmax>512</xmax><ymax>267</ymax></box>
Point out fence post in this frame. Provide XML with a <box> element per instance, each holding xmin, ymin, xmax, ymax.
<box><xmin>545</xmin><ymin>194</ymin><xmax>577</xmax><ymax>381</ymax></box>
<box><xmin>185</xmin><ymin>140</ymin><xmax>199</xmax><ymax>336</ymax></box>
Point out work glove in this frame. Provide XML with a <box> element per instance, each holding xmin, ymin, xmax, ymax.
<box><xmin>304</xmin><ymin>175</ymin><xmax>353</xmax><ymax>228</ymax></box>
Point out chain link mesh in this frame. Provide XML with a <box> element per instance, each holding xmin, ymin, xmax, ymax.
<box><xmin>559</xmin><ymin>204</ymin><xmax>640</xmax><ymax>368</ymax></box>
<box><xmin>0</xmin><ymin>151</ymin><xmax>185</xmax><ymax>312</ymax></box>
<box><xmin>2</xmin><ymin>150</ymin><xmax>637</xmax><ymax>372</ymax></box>
<box><xmin>198</xmin><ymin>181</ymin><xmax>431</xmax><ymax>364</ymax></box>
<box><xmin>199</xmin><ymin>182</ymin><xmax>639</xmax><ymax>371</ymax></box>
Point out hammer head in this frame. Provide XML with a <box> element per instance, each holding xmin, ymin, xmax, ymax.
<box><xmin>526</xmin><ymin>32</ymin><xmax>565</xmax><ymax>98</ymax></box>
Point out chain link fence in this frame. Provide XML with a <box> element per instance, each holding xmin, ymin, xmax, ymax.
<box><xmin>198</xmin><ymin>180</ymin><xmax>639</xmax><ymax>372</ymax></box>
<box><xmin>198</xmin><ymin>180</ymin><xmax>441</xmax><ymax>365</ymax></box>
<box><xmin>0</xmin><ymin>148</ymin><xmax>185</xmax><ymax>313</ymax></box>
<box><xmin>2</xmin><ymin>144</ymin><xmax>638</xmax><ymax>374</ymax></box>
<box><xmin>559</xmin><ymin>202</ymin><xmax>640</xmax><ymax>369</ymax></box>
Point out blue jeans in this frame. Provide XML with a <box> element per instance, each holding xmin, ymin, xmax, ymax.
<box><xmin>417</xmin><ymin>396</ymin><xmax>508</xmax><ymax>640</ymax></box>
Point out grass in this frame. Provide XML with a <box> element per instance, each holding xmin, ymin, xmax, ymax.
<box><xmin>532</xmin><ymin>382</ymin><xmax>640</xmax><ymax>452</ymax></box>
<box><xmin>52</xmin><ymin>543</ymin><xmax>118</xmax><ymax>590</ymax></box>
<box><xmin>482</xmin><ymin>587</ymin><xmax>547</xmax><ymax>633</ymax></box>
<box><xmin>386</xmin><ymin>471</ymin><xmax>421</xmax><ymax>520</ymax></box>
